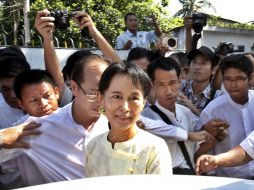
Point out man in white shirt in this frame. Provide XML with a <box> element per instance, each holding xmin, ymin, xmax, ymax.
<box><xmin>0</xmin><ymin>11</ymin><xmax>115</xmax><ymax>187</ymax></box>
<box><xmin>0</xmin><ymin>54</ymin><xmax>110</xmax><ymax>187</ymax></box>
<box><xmin>116</xmin><ymin>13</ymin><xmax>161</xmax><ymax>50</ymax></box>
<box><xmin>0</xmin><ymin>46</ymin><xmax>31</xmax><ymax>189</ymax></box>
<box><xmin>195</xmin><ymin>54</ymin><xmax>254</xmax><ymax>179</ymax></box>
<box><xmin>142</xmin><ymin>57</ymin><xmax>214</xmax><ymax>175</ymax></box>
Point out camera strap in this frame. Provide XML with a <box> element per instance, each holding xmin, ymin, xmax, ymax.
<box><xmin>203</xmin><ymin>87</ymin><xmax>216</xmax><ymax>108</ymax></box>
<box><xmin>149</xmin><ymin>105</ymin><xmax>195</xmax><ymax>173</ymax></box>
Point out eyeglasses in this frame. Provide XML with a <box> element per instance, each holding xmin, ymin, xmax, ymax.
<box><xmin>77</xmin><ymin>83</ymin><xmax>98</xmax><ymax>102</ymax></box>
<box><xmin>223</xmin><ymin>76</ymin><xmax>248</xmax><ymax>84</ymax></box>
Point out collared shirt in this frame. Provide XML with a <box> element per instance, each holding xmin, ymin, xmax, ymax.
<box><xmin>116</xmin><ymin>30</ymin><xmax>158</xmax><ymax>49</ymax></box>
<box><xmin>195</xmin><ymin>90</ymin><xmax>254</xmax><ymax>179</ymax></box>
<box><xmin>85</xmin><ymin>127</ymin><xmax>172</xmax><ymax>177</ymax></box>
<box><xmin>142</xmin><ymin>101</ymin><xmax>198</xmax><ymax>169</ymax></box>
<box><xmin>180</xmin><ymin>79</ymin><xmax>222</xmax><ymax>112</ymax></box>
<box><xmin>0</xmin><ymin>102</ymin><xmax>109</xmax><ymax>186</ymax></box>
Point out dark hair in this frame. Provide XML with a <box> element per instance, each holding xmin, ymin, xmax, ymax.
<box><xmin>71</xmin><ymin>54</ymin><xmax>110</xmax><ymax>83</ymax></box>
<box><xmin>127</xmin><ymin>47</ymin><xmax>151</xmax><ymax>62</ymax></box>
<box><xmin>170</xmin><ymin>52</ymin><xmax>190</xmax><ymax>68</ymax></box>
<box><xmin>220</xmin><ymin>54</ymin><xmax>253</xmax><ymax>77</ymax></box>
<box><xmin>14</xmin><ymin>69</ymin><xmax>56</xmax><ymax>100</ymax></box>
<box><xmin>99</xmin><ymin>62</ymin><xmax>151</xmax><ymax>98</ymax></box>
<box><xmin>124</xmin><ymin>13</ymin><xmax>137</xmax><ymax>22</ymax></box>
<box><xmin>0</xmin><ymin>46</ymin><xmax>27</xmax><ymax>61</ymax></box>
<box><xmin>0</xmin><ymin>57</ymin><xmax>30</xmax><ymax>79</ymax></box>
<box><xmin>147</xmin><ymin>57</ymin><xmax>181</xmax><ymax>81</ymax></box>
<box><xmin>62</xmin><ymin>50</ymin><xmax>92</xmax><ymax>80</ymax></box>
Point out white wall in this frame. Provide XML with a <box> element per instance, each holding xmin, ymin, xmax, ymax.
<box><xmin>20</xmin><ymin>48</ymin><xmax>129</xmax><ymax>69</ymax></box>
<box><xmin>173</xmin><ymin>27</ymin><xmax>254</xmax><ymax>53</ymax></box>
<box><xmin>203</xmin><ymin>29</ymin><xmax>254</xmax><ymax>52</ymax></box>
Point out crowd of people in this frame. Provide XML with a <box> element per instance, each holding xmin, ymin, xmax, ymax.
<box><xmin>0</xmin><ymin>9</ymin><xmax>254</xmax><ymax>189</ymax></box>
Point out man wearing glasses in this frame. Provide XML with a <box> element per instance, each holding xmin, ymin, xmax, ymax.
<box><xmin>0</xmin><ymin>11</ymin><xmax>119</xmax><ymax>187</ymax></box>
<box><xmin>195</xmin><ymin>54</ymin><xmax>254</xmax><ymax>179</ymax></box>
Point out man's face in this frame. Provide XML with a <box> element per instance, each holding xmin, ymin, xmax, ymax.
<box><xmin>125</xmin><ymin>15</ymin><xmax>138</xmax><ymax>32</ymax></box>
<box><xmin>18</xmin><ymin>82</ymin><xmax>59</xmax><ymax>117</ymax></box>
<box><xmin>223</xmin><ymin>68</ymin><xmax>250</xmax><ymax>104</ymax></box>
<box><xmin>190</xmin><ymin>54</ymin><xmax>213</xmax><ymax>83</ymax></box>
<box><xmin>72</xmin><ymin>60</ymin><xmax>109</xmax><ymax>118</ymax></box>
<box><xmin>153</xmin><ymin>69</ymin><xmax>180</xmax><ymax>112</ymax></box>
<box><xmin>0</xmin><ymin>77</ymin><xmax>19</xmax><ymax>108</ymax></box>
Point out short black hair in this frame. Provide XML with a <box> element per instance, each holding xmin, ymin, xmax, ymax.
<box><xmin>124</xmin><ymin>13</ymin><xmax>137</xmax><ymax>22</ymax></box>
<box><xmin>71</xmin><ymin>54</ymin><xmax>110</xmax><ymax>84</ymax></box>
<box><xmin>62</xmin><ymin>50</ymin><xmax>92</xmax><ymax>80</ymax></box>
<box><xmin>14</xmin><ymin>69</ymin><xmax>56</xmax><ymax>100</ymax></box>
<box><xmin>127</xmin><ymin>47</ymin><xmax>151</xmax><ymax>62</ymax></box>
<box><xmin>0</xmin><ymin>57</ymin><xmax>30</xmax><ymax>79</ymax></box>
<box><xmin>147</xmin><ymin>57</ymin><xmax>181</xmax><ymax>81</ymax></box>
<box><xmin>220</xmin><ymin>54</ymin><xmax>253</xmax><ymax>77</ymax></box>
<box><xmin>99</xmin><ymin>62</ymin><xmax>151</xmax><ymax>98</ymax></box>
<box><xmin>0</xmin><ymin>46</ymin><xmax>27</xmax><ymax>61</ymax></box>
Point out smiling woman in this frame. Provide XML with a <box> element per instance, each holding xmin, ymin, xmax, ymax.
<box><xmin>84</xmin><ymin>62</ymin><xmax>172</xmax><ymax>177</ymax></box>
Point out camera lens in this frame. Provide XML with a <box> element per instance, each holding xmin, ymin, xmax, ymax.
<box><xmin>168</xmin><ymin>38</ymin><xmax>176</xmax><ymax>47</ymax></box>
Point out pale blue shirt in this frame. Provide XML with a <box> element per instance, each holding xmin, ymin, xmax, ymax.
<box><xmin>116</xmin><ymin>30</ymin><xmax>158</xmax><ymax>49</ymax></box>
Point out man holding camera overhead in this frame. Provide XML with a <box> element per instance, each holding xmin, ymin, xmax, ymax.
<box><xmin>116</xmin><ymin>13</ymin><xmax>161</xmax><ymax>50</ymax></box>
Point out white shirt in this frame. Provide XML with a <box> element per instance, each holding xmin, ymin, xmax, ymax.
<box><xmin>0</xmin><ymin>93</ymin><xmax>25</xmax><ymax>130</ymax></box>
<box><xmin>195</xmin><ymin>90</ymin><xmax>254</xmax><ymax>179</ymax></box>
<box><xmin>0</xmin><ymin>93</ymin><xmax>26</xmax><ymax>188</ymax></box>
<box><xmin>0</xmin><ymin>102</ymin><xmax>109</xmax><ymax>186</ymax></box>
<box><xmin>141</xmin><ymin>108</ymin><xmax>188</xmax><ymax>142</ymax></box>
<box><xmin>240</xmin><ymin>130</ymin><xmax>254</xmax><ymax>161</ymax></box>
<box><xmin>116</xmin><ymin>30</ymin><xmax>158</xmax><ymax>49</ymax></box>
<box><xmin>142</xmin><ymin>101</ymin><xmax>197</xmax><ymax>169</ymax></box>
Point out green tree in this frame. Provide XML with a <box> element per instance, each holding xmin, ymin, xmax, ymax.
<box><xmin>0</xmin><ymin>0</ymin><xmax>24</xmax><ymax>45</ymax></box>
<box><xmin>29</xmin><ymin>0</ymin><xmax>183</xmax><ymax>48</ymax></box>
<box><xmin>174</xmin><ymin>0</ymin><xmax>216</xmax><ymax>17</ymax></box>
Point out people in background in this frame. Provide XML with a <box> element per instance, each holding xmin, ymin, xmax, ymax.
<box><xmin>116</xmin><ymin>13</ymin><xmax>161</xmax><ymax>50</ymax></box>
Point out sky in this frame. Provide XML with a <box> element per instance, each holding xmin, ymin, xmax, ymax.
<box><xmin>167</xmin><ymin>0</ymin><xmax>254</xmax><ymax>23</ymax></box>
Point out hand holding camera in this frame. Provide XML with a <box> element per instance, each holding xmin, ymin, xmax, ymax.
<box><xmin>72</xmin><ymin>11</ymin><xmax>95</xmax><ymax>39</ymax></box>
<box><xmin>34</xmin><ymin>9</ymin><xmax>55</xmax><ymax>41</ymax></box>
<box><xmin>35</xmin><ymin>9</ymin><xmax>94</xmax><ymax>40</ymax></box>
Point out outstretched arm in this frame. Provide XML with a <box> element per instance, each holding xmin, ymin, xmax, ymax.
<box><xmin>195</xmin><ymin>145</ymin><xmax>252</xmax><ymax>174</ymax></box>
<box><xmin>0</xmin><ymin>122</ymin><xmax>41</xmax><ymax>149</ymax></box>
<box><xmin>184</xmin><ymin>16</ymin><xmax>193</xmax><ymax>53</ymax></box>
<box><xmin>74</xmin><ymin>11</ymin><xmax>121</xmax><ymax>62</ymax></box>
<box><xmin>34</xmin><ymin>10</ymin><xmax>66</xmax><ymax>101</ymax></box>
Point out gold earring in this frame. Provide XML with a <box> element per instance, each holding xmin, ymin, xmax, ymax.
<box><xmin>98</xmin><ymin>106</ymin><xmax>105</xmax><ymax>114</ymax></box>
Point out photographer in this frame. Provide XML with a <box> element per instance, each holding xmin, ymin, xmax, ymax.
<box><xmin>116</xmin><ymin>13</ymin><xmax>161</xmax><ymax>50</ymax></box>
<box><xmin>34</xmin><ymin>9</ymin><xmax>121</xmax><ymax>105</ymax></box>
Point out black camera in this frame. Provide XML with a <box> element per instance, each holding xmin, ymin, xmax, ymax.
<box><xmin>50</xmin><ymin>10</ymin><xmax>90</xmax><ymax>39</ymax></box>
<box><xmin>50</xmin><ymin>10</ymin><xmax>73</xmax><ymax>30</ymax></box>
<box><xmin>192</xmin><ymin>13</ymin><xmax>207</xmax><ymax>34</ymax></box>
<box><xmin>214</xmin><ymin>42</ymin><xmax>245</xmax><ymax>56</ymax></box>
